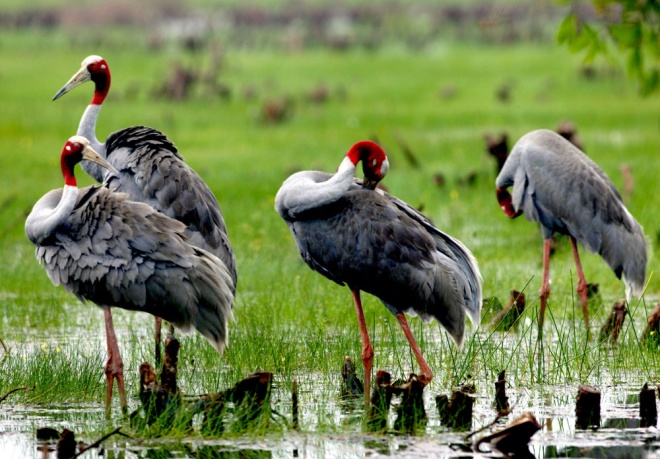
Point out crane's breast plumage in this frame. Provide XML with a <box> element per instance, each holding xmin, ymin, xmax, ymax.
<box><xmin>103</xmin><ymin>126</ymin><xmax>237</xmax><ymax>287</ymax></box>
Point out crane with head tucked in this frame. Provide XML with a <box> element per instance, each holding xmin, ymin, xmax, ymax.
<box><xmin>53</xmin><ymin>55</ymin><xmax>237</xmax><ymax>359</ymax></box>
<box><xmin>275</xmin><ymin>140</ymin><xmax>482</xmax><ymax>403</ymax></box>
<box><xmin>25</xmin><ymin>136</ymin><xmax>235</xmax><ymax>413</ymax></box>
<box><xmin>496</xmin><ymin>129</ymin><xmax>647</xmax><ymax>331</ymax></box>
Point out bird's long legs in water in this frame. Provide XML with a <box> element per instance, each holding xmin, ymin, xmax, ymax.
<box><xmin>351</xmin><ymin>290</ymin><xmax>374</xmax><ymax>408</ymax></box>
<box><xmin>569</xmin><ymin>235</ymin><xmax>590</xmax><ymax>328</ymax></box>
<box><xmin>395</xmin><ymin>313</ymin><xmax>433</xmax><ymax>386</ymax></box>
<box><xmin>539</xmin><ymin>237</ymin><xmax>590</xmax><ymax>334</ymax></box>
<box><xmin>538</xmin><ymin>238</ymin><xmax>552</xmax><ymax>331</ymax></box>
<box><xmin>103</xmin><ymin>308</ymin><xmax>127</xmax><ymax>416</ymax></box>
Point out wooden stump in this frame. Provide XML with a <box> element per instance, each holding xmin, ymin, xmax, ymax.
<box><xmin>494</xmin><ymin>370</ymin><xmax>509</xmax><ymax>416</ymax></box>
<box><xmin>436</xmin><ymin>386</ymin><xmax>474</xmax><ymax>431</ymax></box>
<box><xmin>490</xmin><ymin>290</ymin><xmax>526</xmax><ymax>331</ymax></box>
<box><xmin>366</xmin><ymin>370</ymin><xmax>393</xmax><ymax>432</ymax></box>
<box><xmin>475</xmin><ymin>412</ymin><xmax>541</xmax><ymax>455</ymax></box>
<box><xmin>641</xmin><ymin>302</ymin><xmax>660</xmax><ymax>346</ymax></box>
<box><xmin>575</xmin><ymin>384</ymin><xmax>601</xmax><ymax>430</ymax></box>
<box><xmin>599</xmin><ymin>301</ymin><xmax>626</xmax><ymax>344</ymax></box>
<box><xmin>340</xmin><ymin>356</ymin><xmax>363</xmax><ymax>399</ymax></box>
<box><xmin>640</xmin><ymin>382</ymin><xmax>657</xmax><ymax>427</ymax></box>
<box><xmin>392</xmin><ymin>374</ymin><xmax>427</xmax><ymax>433</ymax></box>
<box><xmin>484</xmin><ymin>132</ymin><xmax>509</xmax><ymax>174</ymax></box>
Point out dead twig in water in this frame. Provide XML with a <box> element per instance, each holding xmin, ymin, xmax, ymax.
<box><xmin>0</xmin><ymin>386</ymin><xmax>32</xmax><ymax>404</ymax></box>
<box><xmin>70</xmin><ymin>426</ymin><xmax>134</xmax><ymax>458</ymax></box>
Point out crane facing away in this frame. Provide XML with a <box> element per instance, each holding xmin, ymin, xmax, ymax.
<box><xmin>52</xmin><ymin>55</ymin><xmax>237</xmax><ymax>359</ymax></box>
<box><xmin>275</xmin><ymin>140</ymin><xmax>482</xmax><ymax>403</ymax></box>
<box><xmin>25</xmin><ymin>136</ymin><xmax>235</xmax><ymax>413</ymax></box>
<box><xmin>496</xmin><ymin>129</ymin><xmax>647</xmax><ymax>330</ymax></box>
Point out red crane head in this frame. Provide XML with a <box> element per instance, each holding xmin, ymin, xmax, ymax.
<box><xmin>60</xmin><ymin>136</ymin><xmax>118</xmax><ymax>187</ymax></box>
<box><xmin>346</xmin><ymin>140</ymin><xmax>389</xmax><ymax>190</ymax></box>
<box><xmin>496</xmin><ymin>187</ymin><xmax>522</xmax><ymax>218</ymax></box>
<box><xmin>53</xmin><ymin>55</ymin><xmax>111</xmax><ymax>105</ymax></box>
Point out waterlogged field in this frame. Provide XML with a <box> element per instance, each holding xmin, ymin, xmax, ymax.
<box><xmin>0</xmin><ymin>13</ymin><xmax>659</xmax><ymax>458</ymax></box>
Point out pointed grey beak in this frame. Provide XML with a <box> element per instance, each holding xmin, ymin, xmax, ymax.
<box><xmin>53</xmin><ymin>66</ymin><xmax>91</xmax><ymax>101</ymax></box>
<box><xmin>81</xmin><ymin>145</ymin><xmax>119</xmax><ymax>175</ymax></box>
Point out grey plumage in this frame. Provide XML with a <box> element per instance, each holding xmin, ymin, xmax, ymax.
<box><xmin>97</xmin><ymin>126</ymin><xmax>237</xmax><ymax>290</ymax></box>
<box><xmin>496</xmin><ymin>129</ymin><xmax>647</xmax><ymax>298</ymax></box>
<box><xmin>277</xmin><ymin>172</ymin><xmax>482</xmax><ymax>346</ymax></box>
<box><xmin>26</xmin><ymin>185</ymin><xmax>235</xmax><ymax>353</ymax></box>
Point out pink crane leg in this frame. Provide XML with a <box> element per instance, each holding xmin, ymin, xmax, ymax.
<box><xmin>539</xmin><ymin>239</ymin><xmax>552</xmax><ymax>328</ymax></box>
<box><xmin>103</xmin><ymin>308</ymin><xmax>127</xmax><ymax>415</ymax></box>
<box><xmin>351</xmin><ymin>290</ymin><xmax>374</xmax><ymax>407</ymax></box>
<box><xmin>396</xmin><ymin>313</ymin><xmax>433</xmax><ymax>385</ymax></box>
<box><xmin>570</xmin><ymin>236</ymin><xmax>590</xmax><ymax>328</ymax></box>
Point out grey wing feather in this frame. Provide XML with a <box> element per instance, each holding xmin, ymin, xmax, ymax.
<box><xmin>103</xmin><ymin>126</ymin><xmax>237</xmax><ymax>288</ymax></box>
<box><xmin>283</xmin><ymin>179</ymin><xmax>482</xmax><ymax>346</ymax></box>
<box><xmin>33</xmin><ymin>186</ymin><xmax>235</xmax><ymax>353</ymax></box>
<box><xmin>497</xmin><ymin>129</ymin><xmax>647</xmax><ymax>295</ymax></box>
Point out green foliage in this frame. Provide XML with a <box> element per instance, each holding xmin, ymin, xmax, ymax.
<box><xmin>557</xmin><ymin>1</ymin><xmax>660</xmax><ymax>95</ymax></box>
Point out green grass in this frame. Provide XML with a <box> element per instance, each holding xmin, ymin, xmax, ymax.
<box><xmin>0</xmin><ymin>22</ymin><xmax>659</xmax><ymax>439</ymax></box>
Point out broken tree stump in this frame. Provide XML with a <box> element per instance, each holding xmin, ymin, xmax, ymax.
<box><xmin>292</xmin><ymin>379</ymin><xmax>299</xmax><ymax>430</ymax></box>
<box><xmin>436</xmin><ymin>386</ymin><xmax>474</xmax><ymax>431</ymax></box>
<box><xmin>475</xmin><ymin>412</ymin><xmax>541</xmax><ymax>455</ymax></box>
<box><xmin>599</xmin><ymin>301</ymin><xmax>627</xmax><ymax>344</ymax></box>
<box><xmin>490</xmin><ymin>290</ymin><xmax>526</xmax><ymax>331</ymax></box>
<box><xmin>366</xmin><ymin>370</ymin><xmax>393</xmax><ymax>432</ymax></box>
<box><xmin>136</xmin><ymin>334</ymin><xmax>182</xmax><ymax>429</ymax></box>
<box><xmin>640</xmin><ymin>382</ymin><xmax>657</xmax><ymax>427</ymax></box>
<box><xmin>494</xmin><ymin>370</ymin><xmax>509</xmax><ymax>416</ymax></box>
<box><xmin>575</xmin><ymin>384</ymin><xmax>601</xmax><ymax>430</ymax></box>
<box><xmin>484</xmin><ymin>132</ymin><xmax>509</xmax><ymax>174</ymax></box>
<box><xmin>641</xmin><ymin>302</ymin><xmax>660</xmax><ymax>346</ymax></box>
<box><xmin>340</xmin><ymin>356</ymin><xmax>363</xmax><ymax>399</ymax></box>
<box><xmin>392</xmin><ymin>374</ymin><xmax>427</xmax><ymax>433</ymax></box>
<box><xmin>200</xmin><ymin>371</ymin><xmax>274</xmax><ymax>436</ymax></box>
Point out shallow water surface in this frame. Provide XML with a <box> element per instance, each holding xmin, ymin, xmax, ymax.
<box><xmin>3</xmin><ymin>377</ymin><xmax>660</xmax><ymax>458</ymax></box>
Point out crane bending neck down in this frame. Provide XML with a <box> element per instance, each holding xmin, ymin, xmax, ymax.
<box><xmin>52</xmin><ymin>55</ymin><xmax>111</xmax><ymax>158</ymax></box>
<box><xmin>275</xmin><ymin>140</ymin><xmax>389</xmax><ymax>220</ymax></box>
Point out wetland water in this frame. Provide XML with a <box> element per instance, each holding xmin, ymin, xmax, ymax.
<box><xmin>3</xmin><ymin>370</ymin><xmax>660</xmax><ymax>457</ymax></box>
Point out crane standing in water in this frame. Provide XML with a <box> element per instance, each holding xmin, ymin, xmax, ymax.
<box><xmin>25</xmin><ymin>137</ymin><xmax>235</xmax><ymax>413</ymax></box>
<box><xmin>275</xmin><ymin>140</ymin><xmax>482</xmax><ymax>403</ymax></box>
<box><xmin>496</xmin><ymin>129</ymin><xmax>647</xmax><ymax>330</ymax></box>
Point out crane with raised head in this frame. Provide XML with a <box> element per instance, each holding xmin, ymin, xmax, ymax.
<box><xmin>275</xmin><ymin>140</ymin><xmax>482</xmax><ymax>404</ymax></box>
<box><xmin>53</xmin><ymin>55</ymin><xmax>237</xmax><ymax>357</ymax></box>
<box><xmin>496</xmin><ymin>129</ymin><xmax>647</xmax><ymax>331</ymax></box>
<box><xmin>26</xmin><ymin>136</ymin><xmax>235</xmax><ymax>413</ymax></box>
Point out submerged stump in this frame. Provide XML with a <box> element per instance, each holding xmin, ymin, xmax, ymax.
<box><xmin>340</xmin><ymin>356</ymin><xmax>363</xmax><ymax>399</ymax></box>
<box><xmin>494</xmin><ymin>370</ymin><xmax>510</xmax><ymax>416</ymax></box>
<box><xmin>490</xmin><ymin>290</ymin><xmax>525</xmax><ymax>331</ymax></box>
<box><xmin>367</xmin><ymin>370</ymin><xmax>393</xmax><ymax>432</ymax></box>
<box><xmin>475</xmin><ymin>412</ymin><xmax>541</xmax><ymax>456</ymax></box>
<box><xmin>599</xmin><ymin>301</ymin><xmax>627</xmax><ymax>344</ymax></box>
<box><xmin>436</xmin><ymin>386</ymin><xmax>474</xmax><ymax>431</ymax></box>
<box><xmin>392</xmin><ymin>374</ymin><xmax>427</xmax><ymax>433</ymax></box>
<box><xmin>641</xmin><ymin>302</ymin><xmax>660</xmax><ymax>346</ymax></box>
<box><xmin>640</xmin><ymin>382</ymin><xmax>657</xmax><ymax>427</ymax></box>
<box><xmin>575</xmin><ymin>384</ymin><xmax>601</xmax><ymax>430</ymax></box>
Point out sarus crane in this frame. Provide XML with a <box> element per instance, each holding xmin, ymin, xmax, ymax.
<box><xmin>496</xmin><ymin>129</ymin><xmax>647</xmax><ymax>330</ymax></box>
<box><xmin>53</xmin><ymin>55</ymin><xmax>237</xmax><ymax>361</ymax></box>
<box><xmin>25</xmin><ymin>136</ymin><xmax>235</xmax><ymax>413</ymax></box>
<box><xmin>275</xmin><ymin>140</ymin><xmax>482</xmax><ymax>403</ymax></box>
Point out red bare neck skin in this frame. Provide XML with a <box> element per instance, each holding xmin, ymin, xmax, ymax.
<box><xmin>91</xmin><ymin>66</ymin><xmax>110</xmax><ymax>105</ymax></box>
<box><xmin>61</xmin><ymin>143</ymin><xmax>81</xmax><ymax>186</ymax></box>
<box><xmin>496</xmin><ymin>187</ymin><xmax>522</xmax><ymax>218</ymax></box>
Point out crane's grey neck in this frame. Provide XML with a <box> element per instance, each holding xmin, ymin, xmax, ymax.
<box><xmin>25</xmin><ymin>185</ymin><xmax>78</xmax><ymax>245</ymax></box>
<box><xmin>78</xmin><ymin>104</ymin><xmax>107</xmax><ymax>183</ymax></box>
<box><xmin>275</xmin><ymin>156</ymin><xmax>357</xmax><ymax>219</ymax></box>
